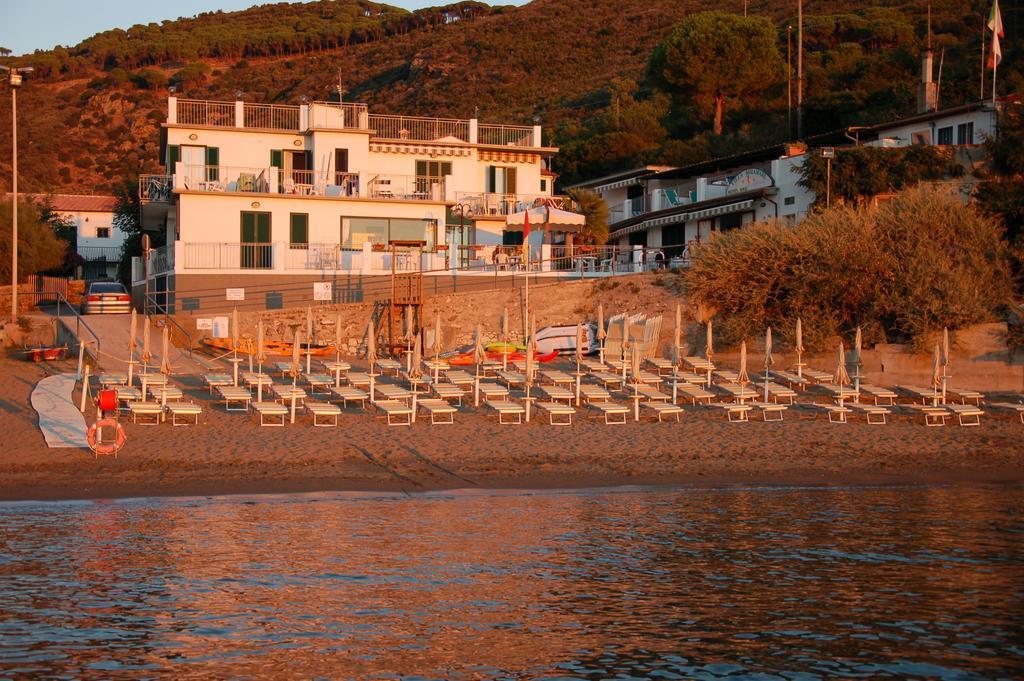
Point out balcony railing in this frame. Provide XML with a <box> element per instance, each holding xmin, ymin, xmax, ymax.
<box><xmin>285</xmin><ymin>244</ymin><xmax>365</xmax><ymax>271</ymax></box>
<box><xmin>78</xmin><ymin>246</ymin><xmax>123</xmax><ymax>262</ymax></box>
<box><xmin>278</xmin><ymin>170</ymin><xmax>360</xmax><ymax>197</ymax></box>
<box><xmin>477</xmin><ymin>124</ymin><xmax>535</xmax><ymax>147</ymax></box>
<box><xmin>366</xmin><ymin>174</ymin><xmax>445</xmax><ymax>201</ymax></box>
<box><xmin>177</xmin><ymin>99</ymin><xmax>235</xmax><ymax>127</ymax></box>
<box><xmin>454</xmin><ymin>192</ymin><xmax>568</xmax><ymax>217</ymax></box>
<box><xmin>178</xmin><ymin>164</ymin><xmax>273</xmax><ymax>193</ymax></box>
<box><xmin>184</xmin><ymin>242</ymin><xmax>274</xmax><ymax>270</ymax></box>
<box><xmin>139</xmin><ymin>174</ymin><xmax>172</xmax><ymax>203</ymax></box>
<box><xmin>368</xmin><ymin>114</ymin><xmax>469</xmax><ymax>142</ymax></box>
<box><xmin>609</xmin><ymin>196</ymin><xmax>647</xmax><ymax>224</ymax></box>
<box><xmin>243</xmin><ymin>102</ymin><xmax>300</xmax><ymax>131</ymax></box>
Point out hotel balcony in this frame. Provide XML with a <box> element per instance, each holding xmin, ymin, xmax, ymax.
<box><xmin>168</xmin><ymin>97</ymin><xmax>544</xmax><ymax>148</ymax></box>
<box><xmin>453</xmin><ymin>192</ymin><xmax>570</xmax><ymax>218</ymax></box>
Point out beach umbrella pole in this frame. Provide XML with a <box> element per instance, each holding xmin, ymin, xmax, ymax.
<box><xmin>79</xmin><ymin>365</ymin><xmax>90</xmax><ymax>413</ymax></box>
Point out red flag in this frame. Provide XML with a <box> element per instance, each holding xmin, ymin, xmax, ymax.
<box><xmin>522</xmin><ymin>209</ymin><xmax>530</xmax><ymax>263</ymax></box>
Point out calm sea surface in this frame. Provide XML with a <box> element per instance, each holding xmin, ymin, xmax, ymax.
<box><xmin>1</xmin><ymin>484</ymin><xmax>1022</xmax><ymax>679</ymax></box>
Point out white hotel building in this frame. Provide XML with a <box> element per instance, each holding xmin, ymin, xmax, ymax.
<box><xmin>135</xmin><ymin>96</ymin><xmax>562</xmax><ymax>311</ymax></box>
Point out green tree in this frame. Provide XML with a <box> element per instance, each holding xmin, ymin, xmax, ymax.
<box><xmin>0</xmin><ymin>200</ymin><xmax>68</xmax><ymax>283</ymax></box>
<box><xmin>651</xmin><ymin>12</ymin><xmax>784</xmax><ymax>135</ymax></box>
<box><xmin>566</xmin><ymin>188</ymin><xmax>609</xmax><ymax>245</ymax></box>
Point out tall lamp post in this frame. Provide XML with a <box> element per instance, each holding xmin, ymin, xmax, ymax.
<box><xmin>821</xmin><ymin>147</ymin><xmax>835</xmax><ymax>209</ymax></box>
<box><xmin>2</xmin><ymin>65</ymin><xmax>33</xmax><ymax>323</ymax></box>
<box><xmin>450</xmin><ymin>201</ymin><xmax>471</xmax><ymax>269</ymax></box>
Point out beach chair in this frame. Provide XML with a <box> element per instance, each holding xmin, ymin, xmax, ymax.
<box><xmin>749</xmin><ymin>402</ymin><xmax>788</xmax><ymax>422</ymax></box>
<box><xmin>203</xmin><ymin>373</ymin><xmax>233</xmax><ymax>394</ymax></box>
<box><xmin>634</xmin><ymin>385</ymin><xmax>672</xmax><ymax>402</ymax></box>
<box><xmin>714</xmin><ymin>370</ymin><xmax>740</xmax><ymax>384</ymax></box>
<box><xmin>488</xmin><ymin>400</ymin><xmax>525</xmax><ymax>424</ymax></box>
<box><xmin>587</xmin><ymin>401</ymin><xmax>629</xmax><ymax>424</ymax></box>
<box><xmin>480</xmin><ymin>359</ymin><xmax>503</xmax><ymax>376</ymax></box>
<box><xmin>802</xmin><ymin>368</ymin><xmax>835</xmax><ymax>384</ymax></box>
<box><xmin>859</xmin><ymin>384</ymin><xmax>898</xmax><ymax>405</ymax></box>
<box><xmin>989</xmin><ymin>402</ymin><xmax>1024</xmax><ymax>423</ymax></box>
<box><xmin>242</xmin><ymin>372</ymin><xmax>273</xmax><ymax>390</ymax></box>
<box><xmin>945</xmin><ymin>403</ymin><xmax>984</xmax><ymax>426</ymax></box>
<box><xmin>642</xmin><ymin>402</ymin><xmax>683</xmax><ymax>422</ymax></box>
<box><xmin>541</xmin><ymin>370</ymin><xmax>574</xmax><ymax>387</ymax></box>
<box><xmin>674</xmin><ymin>370</ymin><xmax>709</xmax><ymax>386</ymax></box>
<box><xmin>632</xmin><ymin>371</ymin><xmax>663</xmax><ymax>385</ymax></box>
<box><xmin>946</xmin><ymin>387</ymin><xmax>984</xmax><ymax>405</ymax></box>
<box><xmin>217</xmin><ymin>385</ymin><xmax>253</xmax><ymax>411</ymax></box>
<box><xmin>128</xmin><ymin>401</ymin><xmax>163</xmax><ymax>425</ymax></box>
<box><xmin>754</xmin><ymin>381</ymin><xmax>797</xmax><ymax>404</ymax></box>
<box><xmin>900</xmin><ymin>404</ymin><xmax>949</xmax><ymax>426</ymax></box>
<box><xmin>581</xmin><ymin>359</ymin><xmax>607</xmax><ymax>373</ymax></box>
<box><xmin>375</xmin><ymin>384</ymin><xmax>413</xmax><ymax>404</ymax></box>
<box><xmin>330</xmin><ymin>385</ymin><xmax>369</xmax><ymax>409</ymax></box>
<box><xmin>148</xmin><ymin>385</ymin><xmax>184</xmax><ymax>402</ymax></box>
<box><xmin>252</xmin><ymin>401</ymin><xmax>288</xmax><ymax>426</ymax></box>
<box><xmin>375</xmin><ymin>399</ymin><xmax>413</xmax><ymax>426</ymax></box>
<box><xmin>770</xmin><ymin>370</ymin><xmax>809</xmax><ymax>389</ymax></box>
<box><xmin>709</xmin><ymin>402</ymin><xmax>752</xmax><ymax>422</ymax></box>
<box><xmin>898</xmin><ymin>385</ymin><xmax>944</xmax><ymax>406</ymax></box>
<box><xmin>716</xmin><ymin>383</ymin><xmax>759</xmax><ymax>403</ymax></box>
<box><xmin>273</xmin><ymin>362</ymin><xmax>293</xmax><ymax>377</ymax></box>
<box><xmin>303</xmin><ymin>373</ymin><xmax>334</xmax><ymax>396</ymax></box>
<box><xmin>99</xmin><ymin>373</ymin><xmax>128</xmax><ymax>388</ymax></box>
<box><xmin>375</xmin><ymin>358</ymin><xmax>402</xmax><ymax>376</ymax></box>
<box><xmin>647</xmin><ymin>357</ymin><xmax>675</xmax><ymax>376</ymax></box>
<box><xmin>418</xmin><ymin>398</ymin><xmax>458</xmax><ymax>425</ymax></box>
<box><xmin>272</xmin><ymin>385</ymin><xmax>307</xmax><ymax>407</ymax></box>
<box><xmin>816</xmin><ymin>383</ymin><xmax>860</xmax><ymax>403</ymax></box>
<box><xmin>305</xmin><ymin>402</ymin><xmax>341</xmax><ymax>426</ymax></box>
<box><xmin>446</xmin><ymin>370</ymin><xmax>476</xmax><ymax>387</ymax></box>
<box><xmin>166</xmin><ymin>401</ymin><xmax>202</xmax><ymax>426</ymax></box>
<box><xmin>540</xmin><ymin>385</ymin><xmax>575</xmax><ymax>405</ymax></box>
<box><xmin>579</xmin><ymin>384</ymin><xmax>613</xmax><ymax>403</ymax></box>
<box><xmin>591</xmin><ymin>371</ymin><xmax>625</xmax><ymax>390</ymax></box>
<box><xmin>536</xmin><ymin>401</ymin><xmax>576</xmax><ymax>426</ymax></box>
<box><xmin>498</xmin><ymin>371</ymin><xmax>527</xmax><ymax>389</ymax></box>
<box><xmin>676</xmin><ymin>382</ymin><xmax>715</xmax><ymax>405</ymax></box>
<box><xmin>432</xmin><ymin>382</ymin><xmax>465</xmax><ymax>405</ymax></box>
<box><xmin>478</xmin><ymin>382</ymin><xmax>509</xmax><ymax>404</ymax></box>
<box><xmin>848</xmin><ymin>403</ymin><xmax>891</xmax><ymax>424</ymax></box>
<box><xmin>322</xmin><ymin>359</ymin><xmax>351</xmax><ymax>375</ymax></box>
<box><xmin>347</xmin><ymin>372</ymin><xmax>371</xmax><ymax>389</ymax></box>
<box><xmin>808</xmin><ymin>403</ymin><xmax>853</xmax><ymax>423</ymax></box>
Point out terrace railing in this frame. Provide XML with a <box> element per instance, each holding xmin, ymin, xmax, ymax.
<box><xmin>139</xmin><ymin>174</ymin><xmax>172</xmax><ymax>203</ymax></box>
<box><xmin>243</xmin><ymin>102</ymin><xmax>301</xmax><ymax>131</ymax></box>
<box><xmin>454</xmin><ymin>192</ymin><xmax>568</xmax><ymax>217</ymax></box>
<box><xmin>366</xmin><ymin>174</ymin><xmax>445</xmax><ymax>201</ymax></box>
<box><xmin>78</xmin><ymin>246</ymin><xmax>123</xmax><ymax>262</ymax></box>
<box><xmin>176</xmin><ymin>99</ymin><xmax>235</xmax><ymax>127</ymax></box>
<box><xmin>184</xmin><ymin>242</ymin><xmax>275</xmax><ymax>270</ymax></box>
<box><xmin>368</xmin><ymin>114</ymin><xmax>469</xmax><ymax>142</ymax></box>
<box><xmin>477</xmin><ymin>124</ymin><xmax>535</xmax><ymax>147</ymax></box>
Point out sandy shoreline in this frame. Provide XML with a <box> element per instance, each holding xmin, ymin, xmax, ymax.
<box><xmin>1</xmin><ymin>356</ymin><xmax>1021</xmax><ymax>503</ymax></box>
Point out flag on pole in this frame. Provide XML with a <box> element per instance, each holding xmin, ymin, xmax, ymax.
<box><xmin>522</xmin><ymin>208</ymin><xmax>530</xmax><ymax>264</ymax></box>
<box><xmin>988</xmin><ymin>0</ymin><xmax>1004</xmax><ymax>68</ymax></box>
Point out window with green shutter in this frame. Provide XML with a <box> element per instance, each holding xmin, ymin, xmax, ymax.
<box><xmin>167</xmin><ymin>145</ymin><xmax>180</xmax><ymax>173</ymax></box>
<box><xmin>205</xmin><ymin>147</ymin><xmax>219</xmax><ymax>181</ymax></box>
<box><xmin>290</xmin><ymin>213</ymin><xmax>309</xmax><ymax>249</ymax></box>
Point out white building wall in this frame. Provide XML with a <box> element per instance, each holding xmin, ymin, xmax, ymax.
<box><xmin>869</xmin><ymin>108</ymin><xmax>997</xmax><ymax>147</ymax></box>
<box><xmin>66</xmin><ymin>209</ymin><xmax>123</xmax><ymax>250</ymax></box>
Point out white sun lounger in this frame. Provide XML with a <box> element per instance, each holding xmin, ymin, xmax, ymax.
<box><xmin>272</xmin><ymin>385</ymin><xmax>307</xmax><ymax>406</ymax></box>
<box><xmin>347</xmin><ymin>372</ymin><xmax>371</xmax><ymax>388</ymax></box>
<box><xmin>899</xmin><ymin>385</ymin><xmax>945</xmax><ymax>406</ymax></box>
<box><xmin>203</xmin><ymin>373</ymin><xmax>233</xmax><ymax>394</ymax></box>
<box><xmin>418</xmin><ymin>398</ymin><xmax>457</xmax><ymax>425</ymax></box>
<box><xmin>305</xmin><ymin>402</ymin><xmax>341</xmax><ymax>426</ymax></box>
<box><xmin>499</xmin><ymin>371</ymin><xmax>527</xmax><ymax>389</ymax></box>
<box><xmin>375</xmin><ymin>384</ymin><xmax>413</xmax><ymax>404</ymax></box>
<box><xmin>634</xmin><ymin>385</ymin><xmax>672</xmax><ymax>402</ymax></box>
<box><xmin>99</xmin><ymin>373</ymin><xmax>128</xmax><ymax>388</ymax></box>
<box><xmin>989</xmin><ymin>402</ymin><xmax>1024</xmax><ymax>423</ymax></box>
<box><xmin>541</xmin><ymin>370</ymin><xmax>575</xmax><ymax>387</ymax></box>
<box><xmin>581</xmin><ymin>359</ymin><xmax>607</xmax><ymax>372</ymax></box>
<box><xmin>647</xmin><ymin>357</ymin><xmax>675</xmax><ymax>376</ymax></box>
<box><xmin>303</xmin><ymin>373</ymin><xmax>334</xmax><ymax>395</ymax></box>
<box><xmin>536</xmin><ymin>401</ymin><xmax>576</xmax><ymax>426</ymax></box>
<box><xmin>643</xmin><ymin>402</ymin><xmax>683</xmax><ymax>422</ymax></box>
<box><xmin>749</xmin><ymin>402</ymin><xmax>788</xmax><ymax>422</ymax></box>
<box><xmin>128</xmin><ymin>401</ymin><xmax>163</xmax><ymax>425</ymax></box>
<box><xmin>770</xmin><ymin>370</ymin><xmax>809</xmax><ymax>389</ymax></box>
<box><xmin>676</xmin><ymin>383</ymin><xmax>715</xmax><ymax>405</ymax></box>
<box><xmin>684</xmin><ymin>356</ymin><xmax>715</xmax><ymax>372</ymax></box>
<box><xmin>946</xmin><ymin>387</ymin><xmax>984</xmax><ymax>405</ymax></box>
<box><xmin>588</xmin><ymin>401</ymin><xmax>629</xmax><ymax>424</ymax></box>
<box><xmin>714</xmin><ymin>370</ymin><xmax>740</xmax><ymax>384</ymax></box>
<box><xmin>848</xmin><ymin>403</ymin><xmax>891</xmax><ymax>424</ymax></box>
<box><xmin>803</xmin><ymin>368</ymin><xmax>835</xmax><ymax>384</ymax></box>
<box><xmin>541</xmin><ymin>385</ymin><xmax>575</xmax><ymax>405</ymax></box>
<box><xmin>330</xmin><ymin>385</ymin><xmax>369</xmax><ymax>409</ymax></box>
<box><xmin>709</xmin><ymin>402</ymin><xmax>752</xmax><ymax>422</ymax></box>
<box><xmin>900</xmin><ymin>404</ymin><xmax>949</xmax><ymax>426</ymax></box>
<box><xmin>488</xmin><ymin>400</ymin><xmax>525</xmax><ymax>424</ymax></box>
<box><xmin>478</xmin><ymin>382</ymin><xmax>510</xmax><ymax>403</ymax></box>
<box><xmin>754</xmin><ymin>381</ymin><xmax>798</xmax><ymax>404</ymax></box>
<box><xmin>859</xmin><ymin>384</ymin><xmax>898</xmax><ymax>405</ymax></box>
<box><xmin>432</xmin><ymin>383</ymin><xmax>465</xmax><ymax>405</ymax></box>
<box><xmin>375</xmin><ymin>399</ymin><xmax>413</xmax><ymax>426</ymax></box>
<box><xmin>808</xmin><ymin>403</ymin><xmax>853</xmax><ymax>423</ymax></box>
<box><xmin>717</xmin><ymin>383</ymin><xmax>759</xmax><ymax>402</ymax></box>
<box><xmin>217</xmin><ymin>385</ymin><xmax>253</xmax><ymax>411</ymax></box>
<box><xmin>375</xmin><ymin>358</ymin><xmax>402</xmax><ymax>375</ymax></box>
<box><xmin>817</xmin><ymin>383</ymin><xmax>860</xmax><ymax>402</ymax></box>
<box><xmin>580</xmin><ymin>384</ymin><xmax>613</xmax><ymax>403</ymax></box>
<box><xmin>591</xmin><ymin>371</ymin><xmax>625</xmax><ymax>389</ymax></box>
<box><xmin>673</xmin><ymin>370</ymin><xmax>708</xmax><ymax>386</ymax></box>
<box><xmin>242</xmin><ymin>372</ymin><xmax>273</xmax><ymax>389</ymax></box>
<box><xmin>147</xmin><ymin>385</ymin><xmax>183</xmax><ymax>402</ymax></box>
<box><xmin>945</xmin><ymin>403</ymin><xmax>984</xmax><ymax>426</ymax></box>
<box><xmin>166</xmin><ymin>401</ymin><xmax>202</xmax><ymax>426</ymax></box>
<box><xmin>252</xmin><ymin>401</ymin><xmax>288</xmax><ymax>426</ymax></box>
<box><xmin>446</xmin><ymin>370</ymin><xmax>476</xmax><ymax>387</ymax></box>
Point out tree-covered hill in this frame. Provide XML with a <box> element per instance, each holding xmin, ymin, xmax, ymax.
<box><xmin>0</xmin><ymin>0</ymin><xmax>1018</xmax><ymax>194</ymax></box>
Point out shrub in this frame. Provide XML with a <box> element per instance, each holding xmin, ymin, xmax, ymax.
<box><xmin>682</xmin><ymin>186</ymin><xmax>1014</xmax><ymax>351</ymax></box>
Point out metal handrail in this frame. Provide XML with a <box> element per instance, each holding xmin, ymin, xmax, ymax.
<box><xmin>145</xmin><ymin>292</ymin><xmax>194</xmax><ymax>358</ymax></box>
<box><xmin>53</xmin><ymin>291</ymin><xmax>101</xmax><ymax>357</ymax></box>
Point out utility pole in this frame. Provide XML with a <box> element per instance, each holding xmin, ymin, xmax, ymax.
<box><xmin>787</xmin><ymin>25</ymin><xmax>793</xmax><ymax>139</ymax></box>
<box><xmin>794</xmin><ymin>0</ymin><xmax>802</xmax><ymax>139</ymax></box>
<box><xmin>1</xmin><ymin>65</ymin><xmax>33</xmax><ymax>324</ymax></box>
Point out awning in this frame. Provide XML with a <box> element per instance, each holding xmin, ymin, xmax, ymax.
<box><xmin>506</xmin><ymin>205</ymin><xmax>586</xmax><ymax>233</ymax></box>
<box><xmin>609</xmin><ymin>196</ymin><xmax>761</xmax><ymax>240</ymax></box>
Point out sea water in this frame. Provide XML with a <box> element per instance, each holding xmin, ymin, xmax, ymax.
<box><xmin>0</xmin><ymin>484</ymin><xmax>1021</xmax><ymax>679</ymax></box>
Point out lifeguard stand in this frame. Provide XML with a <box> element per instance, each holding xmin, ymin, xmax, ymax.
<box><xmin>385</xmin><ymin>239</ymin><xmax>424</xmax><ymax>356</ymax></box>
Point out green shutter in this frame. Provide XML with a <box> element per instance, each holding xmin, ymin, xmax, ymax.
<box><xmin>442</xmin><ymin>162</ymin><xmax>452</xmax><ymax>176</ymax></box>
<box><xmin>290</xmin><ymin>213</ymin><xmax>308</xmax><ymax>246</ymax></box>
<box><xmin>416</xmin><ymin>160</ymin><xmax>427</xmax><ymax>176</ymax></box>
<box><xmin>304</xmin><ymin>150</ymin><xmax>313</xmax><ymax>172</ymax></box>
<box><xmin>486</xmin><ymin>166</ymin><xmax>496</xmax><ymax>193</ymax></box>
<box><xmin>507</xmin><ymin>168</ymin><xmax>516</xmax><ymax>194</ymax></box>
<box><xmin>270</xmin><ymin>149</ymin><xmax>283</xmax><ymax>169</ymax></box>
<box><xmin>256</xmin><ymin>213</ymin><xmax>271</xmax><ymax>243</ymax></box>
<box><xmin>241</xmin><ymin>211</ymin><xmax>255</xmax><ymax>243</ymax></box>
<box><xmin>168</xmin><ymin>144</ymin><xmax>180</xmax><ymax>172</ymax></box>
<box><xmin>205</xmin><ymin>147</ymin><xmax>219</xmax><ymax>181</ymax></box>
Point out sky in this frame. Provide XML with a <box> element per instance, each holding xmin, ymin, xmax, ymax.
<box><xmin>2</xmin><ymin>0</ymin><xmax>529</xmax><ymax>56</ymax></box>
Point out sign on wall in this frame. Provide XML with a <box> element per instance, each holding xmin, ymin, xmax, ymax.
<box><xmin>226</xmin><ymin>288</ymin><xmax>245</xmax><ymax>301</ymax></box>
<box><xmin>211</xmin><ymin>316</ymin><xmax>230</xmax><ymax>338</ymax></box>
<box><xmin>313</xmin><ymin>282</ymin><xmax>333</xmax><ymax>302</ymax></box>
<box><xmin>726</xmin><ymin>168</ymin><xmax>774</xmax><ymax>195</ymax></box>
<box><xmin>196</xmin><ymin>318</ymin><xmax>213</xmax><ymax>331</ymax></box>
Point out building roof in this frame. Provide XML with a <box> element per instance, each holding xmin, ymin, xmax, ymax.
<box><xmin>862</xmin><ymin>99</ymin><xmax>1004</xmax><ymax>137</ymax></box>
<box><xmin>21</xmin><ymin>193</ymin><xmax>119</xmax><ymax>213</ymax></box>
<box><xmin>565</xmin><ymin>166</ymin><xmax>676</xmax><ymax>191</ymax></box>
<box><xmin>609</xmin><ymin>187</ymin><xmax>774</xmax><ymax>239</ymax></box>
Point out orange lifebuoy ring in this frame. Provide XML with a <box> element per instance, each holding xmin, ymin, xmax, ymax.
<box><xmin>87</xmin><ymin>418</ymin><xmax>127</xmax><ymax>456</ymax></box>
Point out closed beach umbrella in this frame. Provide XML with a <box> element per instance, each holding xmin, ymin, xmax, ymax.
<box><xmin>127</xmin><ymin>308</ymin><xmax>138</xmax><ymax>384</ymax></box>
<box><xmin>305</xmin><ymin>306</ymin><xmax>314</xmax><ymax>373</ymax></box>
<box><xmin>852</xmin><ymin>326</ymin><xmax>863</xmax><ymax>392</ymax></box>
<box><xmin>763</xmin><ymin>327</ymin><xmax>774</xmax><ymax>403</ymax></box>
<box><xmin>231</xmin><ymin>307</ymin><xmax>239</xmax><ymax>355</ymax></box>
<box><xmin>410</xmin><ymin>331</ymin><xmax>422</xmax><ymax>378</ymax></box>
<box><xmin>620</xmin><ymin>315</ymin><xmax>630</xmax><ymax>381</ymax></box>
<box><xmin>256</xmin><ymin>319</ymin><xmax>266</xmax><ymax>400</ymax></box>
<box><xmin>795</xmin><ymin>318</ymin><xmax>805</xmax><ymax>377</ymax></box>
<box><xmin>574</xmin><ymin>321</ymin><xmax>584</xmax><ymax>404</ymax></box>
<box><xmin>525</xmin><ymin>318</ymin><xmax>536</xmax><ymax>421</ymax></box>
<box><xmin>366</xmin><ymin>320</ymin><xmax>377</xmax><ymax>402</ymax></box>
<box><xmin>501</xmin><ymin>307</ymin><xmax>509</xmax><ymax>342</ymax></box>
<box><xmin>434</xmin><ymin>311</ymin><xmax>442</xmax><ymax>359</ymax></box>
<box><xmin>473</xmin><ymin>322</ymin><xmax>486</xmax><ymax>406</ymax></box>
<box><xmin>159</xmin><ymin>324</ymin><xmax>171</xmax><ymax>375</ymax></box>
<box><xmin>941</xmin><ymin>327</ymin><xmax>950</xmax><ymax>401</ymax></box>
<box><xmin>405</xmin><ymin>305</ymin><xmax>414</xmax><ymax>341</ymax></box>
<box><xmin>597</xmin><ymin>303</ymin><xmax>606</xmax><ymax>363</ymax></box>
<box><xmin>290</xmin><ymin>329</ymin><xmax>302</xmax><ymax>423</ymax></box>
<box><xmin>141</xmin><ymin>315</ymin><xmax>152</xmax><ymax>366</ymax></box>
<box><xmin>674</xmin><ymin>304</ymin><xmax>682</xmax><ymax>366</ymax></box>
<box><xmin>932</xmin><ymin>342</ymin><xmax>942</xmax><ymax>403</ymax></box>
<box><xmin>834</xmin><ymin>341</ymin><xmax>851</xmax><ymax>406</ymax></box>
<box><xmin>737</xmin><ymin>340</ymin><xmax>749</xmax><ymax>387</ymax></box>
<box><xmin>705</xmin><ymin>320</ymin><xmax>714</xmax><ymax>363</ymax></box>
<box><xmin>335</xmin><ymin>313</ymin><xmax>343</xmax><ymax>365</ymax></box>
<box><xmin>631</xmin><ymin>337</ymin><xmax>642</xmax><ymax>384</ymax></box>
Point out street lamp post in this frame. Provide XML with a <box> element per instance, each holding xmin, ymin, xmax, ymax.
<box><xmin>821</xmin><ymin>147</ymin><xmax>835</xmax><ymax>209</ymax></box>
<box><xmin>2</xmin><ymin>65</ymin><xmax>33</xmax><ymax>323</ymax></box>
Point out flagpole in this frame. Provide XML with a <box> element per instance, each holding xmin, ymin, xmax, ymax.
<box><xmin>981</xmin><ymin>13</ymin><xmax>986</xmax><ymax>100</ymax></box>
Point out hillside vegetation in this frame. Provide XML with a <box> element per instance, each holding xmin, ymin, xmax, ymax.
<box><xmin>0</xmin><ymin>0</ymin><xmax>1019</xmax><ymax>195</ymax></box>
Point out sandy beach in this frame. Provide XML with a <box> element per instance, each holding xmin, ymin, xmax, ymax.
<box><xmin>1</xmin><ymin>355</ymin><xmax>1020</xmax><ymax>502</ymax></box>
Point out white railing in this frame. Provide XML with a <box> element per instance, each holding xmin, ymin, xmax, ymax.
<box><xmin>368</xmin><ymin>114</ymin><xmax>469</xmax><ymax>142</ymax></box>
<box><xmin>78</xmin><ymin>246</ymin><xmax>123</xmax><ymax>262</ymax></box>
<box><xmin>477</xmin><ymin>124</ymin><xmax>535</xmax><ymax>147</ymax></box>
<box><xmin>650</xmin><ymin>187</ymin><xmax>696</xmax><ymax>212</ymax></box>
<box><xmin>176</xmin><ymin>99</ymin><xmax>235</xmax><ymax>127</ymax></box>
<box><xmin>243</xmin><ymin>102</ymin><xmax>301</xmax><ymax>130</ymax></box>
<box><xmin>366</xmin><ymin>175</ymin><xmax>445</xmax><ymax>201</ymax></box>
<box><xmin>309</xmin><ymin>102</ymin><xmax>368</xmax><ymax>129</ymax></box>
<box><xmin>183</xmin><ymin>243</ymin><xmax>275</xmax><ymax>270</ymax></box>
<box><xmin>149</xmin><ymin>245</ymin><xmax>172</xmax><ymax>275</ymax></box>
<box><xmin>278</xmin><ymin>170</ymin><xmax>362</xmax><ymax>197</ymax></box>
<box><xmin>139</xmin><ymin>174</ymin><xmax>172</xmax><ymax>203</ymax></box>
<box><xmin>177</xmin><ymin>164</ymin><xmax>274</xmax><ymax>194</ymax></box>
<box><xmin>454</xmin><ymin>192</ymin><xmax>567</xmax><ymax>217</ymax></box>
<box><xmin>285</xmin><ymin>245</ymin><xmax>364</xmax><ymax>271</ymax></box>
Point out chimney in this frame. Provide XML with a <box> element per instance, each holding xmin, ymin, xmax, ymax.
<box><xmin>918</xmin><ymin>50</ymin><xmax>938</xmax><ymax>113</ymax></box>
